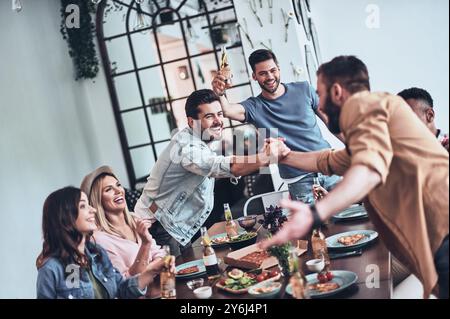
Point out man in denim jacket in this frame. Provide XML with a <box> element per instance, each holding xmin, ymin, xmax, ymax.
<box><xmin>135</xmin><ymin>89</ymin><xmax>290</xmax><ymax>256</ymax></box>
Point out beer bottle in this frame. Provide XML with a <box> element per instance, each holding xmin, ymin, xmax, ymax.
<box><xmin>313</xmin><ymin>177</ymin><xmax>324</xmax><ymax>200</ymax></box>
<box><xmin>311</xmin><ymin>228</ymin><xmax>330</xmax><ymax>272</ymax></box>
<box><xmin>160</xmin><ymin>245</ymin><xmax>176</xmax><ymax>299</ymax></box>
<box><xmin>288</xmin><ymin>247</ymin><xmax>310</xmax><ymax>299</ymax></box>
<box><xmin>201</xmin><ymin>227</ymin><xmax>221</xmax><ymax>280</ymax></box>
<box><xmin>224</xmin><ymin>203</ymin><xmax>239</xmax><ymax>239</ymax></box>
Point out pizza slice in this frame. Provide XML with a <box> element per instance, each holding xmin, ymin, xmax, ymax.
<box><xmin>337</xmin><ymin>234</ymin><xmax>366</xmax><ymax>246</ymax></box>
<box><xmin>177</xmin><ymin>265</ymin><xmax>199</xmax><ymax>275</ymax></box>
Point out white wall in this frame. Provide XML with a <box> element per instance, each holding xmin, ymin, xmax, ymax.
<box><xmin>311</xmin><ymin>0</ymin><xmax>449</xmax><ymax>133</ymax></box>
<box><xmin>234</xmin><ymin>0</ymin><xmax>344</xmax><ymax>190</ymax></box>
<box><xmin>0</xmin><ymin>0</ymin><xmax>127</xmax><ymax>298</ymax></box>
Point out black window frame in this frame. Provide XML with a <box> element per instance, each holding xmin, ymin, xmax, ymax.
<box><xmin>96</xmin><ymin>0</ymin><xmax>253</xmax><ymax>188</ymax></box>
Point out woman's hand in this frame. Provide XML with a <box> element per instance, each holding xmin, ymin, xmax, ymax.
<box><xmin>146</xmin><ymin>256</ymin><xmax>176</xmax><ymax>277</ymax></box>
<box><xmin>136</xmin><ymin>219</ymin><xmax>153</xmax><ymax>244</ymax></box>
<box><xmin>138</xmin><ymin>256</ymin><xmax>176</xmax><ymax>290</ymax></box>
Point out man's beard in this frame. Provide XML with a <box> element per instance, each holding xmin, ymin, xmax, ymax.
<box><xmin>259</xmin><ymin>77</ymin><xmax>281</xmax><ymax>94</ymax></box>
<box><xmin>201</xmin><ymin>124</ymin><xmax>223</xmax><ymax>142</ymax></box>
<box><xmin>324</xmin><ymin>93</ymin><xmax>342</xmax><ymax>134</ymax></box>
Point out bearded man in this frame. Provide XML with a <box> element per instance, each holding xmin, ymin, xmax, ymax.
<box><xmin>260</xmin><ymin>56</ymin><xmax>449</xmax><ymax>299</ymax></box>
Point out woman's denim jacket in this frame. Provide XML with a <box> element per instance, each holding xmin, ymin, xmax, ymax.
<box><xmin>36</xmin><ymin>242</ymin><xmax>145</xmax><ymax>299</ymax></box>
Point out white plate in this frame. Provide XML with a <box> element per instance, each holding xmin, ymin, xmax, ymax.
<box><xmin>326</xmin><ymin>230</ymin><xmax>378</xmax><ymax>250</ymax></box>
<box><xmin>286</xmin><ymin>270</ymin><xmax>358</xmax><ymax>298</ymax></box>
<box><xmin>175</xmin><ymin>260</ymin><xmax>206</xmax><ymax>279</ymax></box>
<box><xmin>333</xmin><ymin>205</ymin><xmax>368</xmax><ymax>221</ymax></box>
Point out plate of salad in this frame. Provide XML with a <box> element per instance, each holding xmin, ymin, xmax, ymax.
<box><xmin>216</xmin><ymin>268</ymin><xmax>281</xmax><ymax>294</ymax></box>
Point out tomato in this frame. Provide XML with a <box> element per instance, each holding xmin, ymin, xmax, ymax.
<box><xmin>326</xmin><ymin>272</ymin><xmax>334</xmax><ymax>281</ymax></box>
<box><xmin>269</xmin><ymin>269</ymin><xmax>280</xmax><ymax>278</ymax></box>
<box><xmin>317</xmin><ymin>272</ymin><xmax>328</xmax><ymax>283</ymax></box>
<box><xmin>219</xmin><ymin>278</ymin><xmax>227</xmax><ymax>286</ymax></box>
<box><xmin>256</xmin><ymin>274</ymin><xmax>266</xmax><ymax>282</ymax></box>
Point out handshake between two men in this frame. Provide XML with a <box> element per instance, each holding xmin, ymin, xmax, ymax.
<box><xmin>262</xmin><ymin>137</ymin><xmax>291</xmax><ymax>165</ymax></box>
<box><xmin>228</xmin><ymin>137</ymin><xmax>291</xmax><ymax>178</ymax></box>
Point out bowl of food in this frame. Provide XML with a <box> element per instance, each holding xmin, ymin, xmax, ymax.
<box><xmin>227</xmin><ymin>232</ymin><xmax>258</xmax><ymax>250</ymax></box>
<box><xmin>193</xmin><ymin>286</ymin><xmax>212</xmax><ymax>299</ymax></box>
<box><xmin>306</xmin><ymin>258</ymin><xmax>325</xmax><ymax>273</ymax></box>
<box><xmin>248</xmin><ymin>281</ymin><xmax>282</xmax><ymax>299</ymax></box>
<box><xmin>237</xmin><ymin>215</ymin><xmax>258</xmax><ymax>231</ymax></box>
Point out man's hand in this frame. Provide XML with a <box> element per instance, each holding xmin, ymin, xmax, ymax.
<box><xmin>211</xmin><ymin>71</ymin><xmax>232</xmax><ymax>96</ymax></box>
<box><xmin>259</xmin><ymin>199</ymin><xmax>313</xmax><ymax>250</ymax></box>
<box><xmin>313</xmin><ymin>185</ymin><xmax>328</xmax><ymax>201</ymax></box>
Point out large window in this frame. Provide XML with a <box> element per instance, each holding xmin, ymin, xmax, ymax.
<box><xmin>96</xmin><ymin>0</ymin><xmax>254</xmax><ymax>188</ymax></box>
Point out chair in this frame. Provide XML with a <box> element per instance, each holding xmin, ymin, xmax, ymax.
<box><xmin>393</xmin><ymin>274</ymin><xmax>437</xmax><ymax>299</ymax></box>
<box><xmin>242</xmin><ymin>190</ymin><xmax>290</xmax><ymax>216</ymax></box>
<box><xmin>125</xmin><ymin>189</ymin><xmax>142</xmax><ymax>212</ymax></box>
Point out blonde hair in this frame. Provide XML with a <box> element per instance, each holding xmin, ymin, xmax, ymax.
<box><xmin>89</xmin><ymin>173</ymin><xmax>138</xmax><ymax>240</ymax></box>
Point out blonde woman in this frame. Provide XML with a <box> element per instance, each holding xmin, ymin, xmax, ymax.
<box><xmin>81</xmin><ymin>166</ymin><xmax>166</xmax><ymax>279</ymax></box>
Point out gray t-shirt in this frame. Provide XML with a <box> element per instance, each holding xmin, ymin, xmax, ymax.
<box><xmin>241</xmin><ymin>81</ymin><xmax>331</xmax><ymax>179</ymax></box>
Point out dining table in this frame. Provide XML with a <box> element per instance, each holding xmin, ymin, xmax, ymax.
<box><xmin>147</xmin><ymin>211</ymin><xmax>393</xmax><ymax>299</ymax></box>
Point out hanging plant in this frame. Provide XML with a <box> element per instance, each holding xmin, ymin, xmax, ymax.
<box><xmin>60</xmin><ymin>0</ymin><xmax>99</xmax><ymax>80</ymax></box>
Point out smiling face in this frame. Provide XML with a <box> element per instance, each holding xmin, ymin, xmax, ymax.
<box><xmin>190</xmin><ymin>101</ymin><xmax>224</xmax><ymax>142</ymax></box>
<box><xmin>100</xmin><ymin>175</ymin><xmax>127</xmax><ymax>214</ymax></box>
<box><xmin>252</xmin><ymin>59</ymin><xmax>281</xmax><ymax>94</ymax></box>
<box><xmin>75</xmin><ymin>192</ymin><xmax>97</xmax><ymax>234</ymax></box>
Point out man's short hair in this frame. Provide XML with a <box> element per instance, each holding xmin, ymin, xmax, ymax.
<box><xmin>249</xmin><ymin>49</ymin><xmax>279</xmax><ymax>72</ymax></box>
<box><xmin>317</xmin><ymin>56</ymin><xmax>371</xmax><ymax>93</ymax></box>
<box><xmin>398</xmin><ymin>87</ymin><xmax>434</xmax><ymax>108</ymax></box>
<box><xmin>185</xmin><ymin>89</ymin><xmax>220</xmax><ymax>119</ymax></box>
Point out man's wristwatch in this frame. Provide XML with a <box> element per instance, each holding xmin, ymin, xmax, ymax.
<box><xmin>309</xmin><ymin>203</ymin><xmax>324</xmax><ymax>230</ymax></box>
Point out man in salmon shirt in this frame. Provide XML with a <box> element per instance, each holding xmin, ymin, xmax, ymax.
<box><xmin>261</xmin><ymin>56</ymin><xmax>449</xmax><ymax>299</ymax></box>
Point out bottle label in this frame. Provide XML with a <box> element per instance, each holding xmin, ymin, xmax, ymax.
<box><xmin>203</xmin><ymin>254</ymin><xmax>218</xmax><ymax>266</ymax></box>
<box><xmin>160</xmin><ymin>276</ymin><xmax>176</xmax><ymax>299</ymax></box>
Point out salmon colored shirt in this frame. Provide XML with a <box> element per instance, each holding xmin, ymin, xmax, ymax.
<box><xmin>316</xmin><ymin>91</ymin><xmax>449</xmax><ymax>298</ymax></box>
<box><xmin>93</xmin><ymin>230</ymin><xmax>166</xmax><ymax>278</ymax></box>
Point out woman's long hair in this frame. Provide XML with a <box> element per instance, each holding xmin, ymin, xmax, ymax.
<box><xmin>36</xmin><ymin>187</ymin><xmax>90</xmax><ymax>269</ymax></box>
<box><xmin>89</xmin><ymin>173</ymin><xmax>138</xmax><ymax>241</ymax></box>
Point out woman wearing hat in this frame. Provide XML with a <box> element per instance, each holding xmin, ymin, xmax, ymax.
<box><xmin>81</xmin><ymin>166</ymin><xmax>166</xmax><ymax>281</ymax></box>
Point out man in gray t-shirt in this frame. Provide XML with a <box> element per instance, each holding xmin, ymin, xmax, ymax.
<box><xmin>212</xmin><ymin>49</ymin><xmax>341</xmax><ymax>204</ymax></box>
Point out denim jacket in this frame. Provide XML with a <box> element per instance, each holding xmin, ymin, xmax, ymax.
<box><xmin>134</xmin><ymin>127</ymin><xmax>236</xmax><ymax>246</ymax></box>
<box><xmin>36</xmin><ymin>242</ymin><xmax>145</xmax><ymax>299</ymax></box>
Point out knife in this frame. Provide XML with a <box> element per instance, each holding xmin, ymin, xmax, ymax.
<box><xmin>329</xmin><ymin>249</ymin><xmax>363</xmax><ymax>260</ymax></box>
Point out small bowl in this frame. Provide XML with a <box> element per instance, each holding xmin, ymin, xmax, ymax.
<box><xmin>306</xmin><ymin>258</ymin><xmax>325</xmax><ymax>273</ymax></box>
<box><xmin>193</xmin><ymin>286</ymin><xmax>212</xmax><ymax>299</ymax></box>
<box><xmin>227</xmin><ymin>232</ymin><xmax>258</xmax><ymax>250</ymax></box>
<box><xmin>237</xmin><ymin>215</ymin><xmax>257</xmax><ymax>231</ymax></box>
<box><xmin>248</xmin><ymin>282</ymin><xmax>282</xmax><ymax>299</ymax></box>
<box><xmin>187</xmin><ymin>278</ymin><xmax>204</xmax><ymax>290</ymax></box>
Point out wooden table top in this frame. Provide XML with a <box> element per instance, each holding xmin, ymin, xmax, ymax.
<box><xmin>148</xmin><ymin>215</ymin><xmax>392</xmax><ymax>299</ymax></box>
